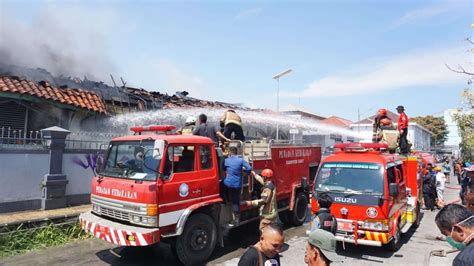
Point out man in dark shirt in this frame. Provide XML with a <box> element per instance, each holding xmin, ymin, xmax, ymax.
<box><xmin>310</xmin><ymin>193</ymin><xmax>337</xmax><ymax>234</ymax></box>
<box><xmin>238</xmin><ymin>223</ymin><xmax>284</xmax><ymax>266</ymax></box>
<box><xmin>435</xmin><ymin>204</ymin><xmax>474</xmax><ymax>266</ymax></box>
<box><xmin>192</xmin><ymin>114</ymin><xmax>218</xmax><ymax>146</ymax></box>
<box><xmin>396</xmin><ymin>105</ymin><xmax>409</xmax><ymax>155</ymax></box>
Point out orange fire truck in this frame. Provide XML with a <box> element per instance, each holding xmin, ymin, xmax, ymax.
<box><xmin>79</xmin><ymin>125</ymin><xmax>321</xmax><ymax>264</ymax></box>
<box><xmin>310</xmin><ymin>142</ymin><xmax>422</xmax><ymax>251</ymax></box>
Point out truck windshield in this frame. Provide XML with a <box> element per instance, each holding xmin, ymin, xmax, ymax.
<box><xmin>101</xmin><ymin>141</ymin><xmax>160</xmax><ymax>181</ymax></box>
<box><xmin>314</xmin><ymin>162</ymin><xmax>384</xmax><ymax>195</ymax></box>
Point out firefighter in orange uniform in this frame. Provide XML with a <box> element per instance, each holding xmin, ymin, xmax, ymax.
<box><xmin>372</xmin><ymin>108</ymin><xmax>393</xmax><ymax>143</ymax></box>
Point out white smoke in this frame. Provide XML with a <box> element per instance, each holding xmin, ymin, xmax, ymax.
<box><xmin>0</xmin><ymin>4</ymin><xmax>118</xmax><ymax>81</ymax></box>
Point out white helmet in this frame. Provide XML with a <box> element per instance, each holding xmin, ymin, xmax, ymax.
<box><xmin>185</xmin><ymin>116</ymin><xmax>196</xmax><ymax>124</ymax></box>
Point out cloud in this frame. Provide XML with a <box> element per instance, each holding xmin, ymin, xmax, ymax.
<box><xmin>234</xmin><ymin>7</ymin><xmax>262</xmax><ymax>22</ymax></box>
<box><xmin>391</xmin><ymin>1</ymin><xmax>466</xmax><ymax>28</ymax></box>
<box><xmin>125</xmin><ymin>57</ymin><xmax>209</xmax><ymax>99</ymax></box>
<box><xmin>0</xmin><ymin>4</ymin><xmax>118</xmax><ymax>81</ymax></box>
<box><xmin>283</xmin><ymin>45</ymin><xmax>468</xmax><ymax>98</ymax></box>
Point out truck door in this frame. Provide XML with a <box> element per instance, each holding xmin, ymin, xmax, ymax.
<box><xmin>198</xmin><ymin>144</ymin><xmax>219</xmax><ymax>198</ymax></box>
<box><xmin>158</xmin><ymin>144</ymin><xmax>201</xmax><ymax>228</ymax></box>
<box><xmin>395</xmin><ymin>164</ymin><xmax>408</xmax><ymax>225</ymax></box>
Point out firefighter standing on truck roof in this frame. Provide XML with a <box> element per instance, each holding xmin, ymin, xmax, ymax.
<box><xmin>372</xmin><ymin>108</ymin><xmax>393</xmax><ymax>143</ymax></box>
<box><xmin>220</xmin><ymin>109</ymin><xmax>245</xmax><ymax>141</ymax></box>
<box><xmin>246</xmin><ymin>169</ymin><xmax>278</xmax><ymax>231</ymax></box>
<box><xmin>176</xmin><ymin>116</ymin><xmax>196</xmax><ymax>135</ymax></box>
<box><xmin>396</xmin><ymin>105</ymin><xmax>409</xmax><ymax>155</ymax></box>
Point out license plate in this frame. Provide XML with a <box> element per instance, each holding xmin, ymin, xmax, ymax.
<box><xmin>338</xmin><ymin>221</ymin><xmax>352</xmax><ymax>231</ymax></box>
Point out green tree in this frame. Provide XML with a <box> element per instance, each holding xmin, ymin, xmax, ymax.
<box><xmin>411</xmin><ymin>115</ymin><xmax>449</xmax><ymax>148</ymax></box>
<box><xmin>453</xmin><ymin>89</ymin><xmax>474</xmax><ymax>161</ymax></box>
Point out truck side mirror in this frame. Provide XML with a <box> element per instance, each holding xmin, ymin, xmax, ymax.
<box><xmin>301</xmin><ymin>176</ymin><xmax>308</xmax><ymax>189</ymax></box>
<box><xmin>389</xmin><ymin>183</ymin><xmax>399</xmax><ymax>197</ymax></box>
<box><xmin>95</xmin><ymin>158</ymin><xmax>103</xmax><ymax>174</ymax></box>
<box><xmin>153</xmin><ymin>140</ymin><xmax>165</xmax><ymax>159</ymax></box>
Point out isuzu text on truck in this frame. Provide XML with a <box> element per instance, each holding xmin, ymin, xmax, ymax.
<box><xmin>79</xmin><ymin>125</ymin><xmax>321</xmax><ymax>264</ymax></box>
<box><xmin>310</xmin><ymin>143</ymin><xmax>422</xmax><ymax>251</ymax></box>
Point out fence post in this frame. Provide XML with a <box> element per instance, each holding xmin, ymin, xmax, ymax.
<box><xmin>40</xmin><ymin>126</ymin><xmax>70</xmax><ymax>210</ymax></box>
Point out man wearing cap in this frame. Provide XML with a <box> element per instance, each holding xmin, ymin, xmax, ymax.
<box><xmin>396</xmin><ymin>105</ymin><xmax>409</xmax><ymax>155</ymax></box>
<box><xmin>305</xmin><ymin>229</ymin><xmax>344</xmax><ymax>266</ymax></box>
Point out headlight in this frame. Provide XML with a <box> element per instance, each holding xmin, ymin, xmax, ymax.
<box><xmin>92</xmin><ymin>205</ymin><xmax>101</xmax><ymax>214</ymax></box>
<box><xmin>362</xmin><ymin>220</ymin><xmax>389</xmax><ymax>231</ymax></box>
<box><xmin>131</xmin><ymin>215</ymin><xmax>141</xmax><ymax>223</ymax></box>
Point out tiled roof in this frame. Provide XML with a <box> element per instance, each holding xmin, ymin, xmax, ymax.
<box><xmin>321</xmin><ymin>116</ymin><xmax>353</xmax><ymax>128</ymax></box>
<box><xmin>357</xmin><ymin>110</ymin><xmax>399</xmax><ymax>124</ymax></box>
<box><xmin>0</xmin><ymin>76</ymin><xmax>107</xmax><ymax>113</ymax></box>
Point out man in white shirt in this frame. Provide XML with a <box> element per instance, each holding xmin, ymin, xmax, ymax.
<box><xmin>434</xmin><ymin>166</ymin><xmax>446</xmax><ymax>205</ymax></box>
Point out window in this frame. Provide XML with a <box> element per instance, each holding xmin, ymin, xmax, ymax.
<box><xmin>200</xmin><ymin>145</ymin><xmax>213</xmax><ymax>170</ymax></box>
<box><xmin>102</xmin><ymin>141</ymin><xmax>160</xmax><ymax>181</ymax></box>
<box><xmin>387</xmin><ymin>166</ymin><xmax>396</xmax><ymax>184</ymax></box>
<box><xmin>163</xmin><ymin>145</ymin><xmax>195</xmax><ymax>179</ymax></box>
<box><xmin>330</xmin><ymin>134</ymin><xmax>342</xmax><ymax>142</ymax></box>
<box><xmin>314</xmin><ymin>163</ymin><xmax>384</xmax><ymax>195</ymax></box>
<box><xmin>396</xmin><ymin>164</ymin><xmax>404</xmax><ymax>182</ymax></box>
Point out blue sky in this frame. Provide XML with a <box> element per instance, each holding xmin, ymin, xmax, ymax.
<box><xmin>1</xmin><ymin>0</ymin><xmax>472</xmax><ymax>121</ymax></box>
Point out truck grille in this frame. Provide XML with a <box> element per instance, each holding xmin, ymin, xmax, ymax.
<box><xmin>99</xmin><ymin>207</ymin><xmax>130</xmax><ymax>222</ymax></box>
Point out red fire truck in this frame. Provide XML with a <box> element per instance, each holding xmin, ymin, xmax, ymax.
<box><xmin>310</xmin><ymin>143</ymin><xmax>422</xmax><ymax>251</ymax></box>
<box><xmin>79</xmin><ymin>125</ymin><xmax>321</xmax><ymax>264</ymax></box>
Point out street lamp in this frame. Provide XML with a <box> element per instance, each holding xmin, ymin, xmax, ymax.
<box><xmin>273</xmin><ymin>68</ymin><xmax>292</xmax><ymax>140</ymax></box>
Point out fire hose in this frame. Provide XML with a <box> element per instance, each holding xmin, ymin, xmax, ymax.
<box><xmin>424</xmin><ymin>249</ymin><xmax>459</xmax><ymax>266</ymax></box>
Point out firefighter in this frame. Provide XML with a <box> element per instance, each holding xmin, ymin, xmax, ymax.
<box><xmin>246</xmin><ymin>169</ymin><xmax>278</xmax><ymax>230</ymax></box>
<box><xmin>310</xmin><ymin>193</ymin><xmax>337</xmax><ymax>235</ymax></box>
<box><xmin>422</xmin><ymin>164</ymin><xmax>436</xmax><ymax>211</ymax></box>
<box><xmin>176</xmin><ymin>116</ymin><xmax>196</xmax><ymax>135</ymax></box>
<box><xmin>220</xmin><ymin>109</ymin><xmax>245</xmax><ymax>141</ymax></box>
<box><xmin>372</xmin><ymin>108</ymin><xmax>392</xmax><ymax>143</ymax></box>
<box><xmin>396</xmin><ymin>105</ymin><xmax>409</xmax><ymax>155</ymax></box>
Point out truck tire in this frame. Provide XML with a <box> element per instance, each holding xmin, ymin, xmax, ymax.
<box><xmin>413</xmin><ymin>204</ymin><xmax>421</xmax><ymax>229</ymax></box>
<box><xmin>385</xmin><ymin>220</ymin><xmax>402</xmax><ymax>252</ymax></box>
<box><xmin>290</xmin><ymin>192</ymin><xmax>308</xmax><ymax>226</ymax></box>
<box><xmin>176</xmin><ymin>213</ymin><xmax>217</xmax><ymax>265</ymax></box>
<box><xmin>278</xmin><ymin>210</ymin><xmax>291</xmax><ymax>225</ymax></box>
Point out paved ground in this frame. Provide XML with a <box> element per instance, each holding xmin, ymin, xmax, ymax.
<box><xmin>0</xmin><ymin>185</ymin><xmax>462</xmax><ymax>266</ymax></box>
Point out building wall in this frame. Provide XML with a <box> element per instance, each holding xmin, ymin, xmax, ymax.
<box><xmin>0</xmin><ymin>148</ymin><xmax>102</xmax><ymax>213</ymax></box>
<box><xmin>349</xmin><ymin>123</ymin><xmax>432</xmax><ymax>151</ymax></box>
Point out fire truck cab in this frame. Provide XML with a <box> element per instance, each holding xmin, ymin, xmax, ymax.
<box><xmin>310</xmin><ymin>143</ymin><xmax>422</xmax><ymax>251</ymax></box>
<box><xmin>79</xmin><ymin>125</ymin><xmax>321</xmax><ymax>264</ymax></box>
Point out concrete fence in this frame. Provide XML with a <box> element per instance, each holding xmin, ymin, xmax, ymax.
<box><xmin>0</xmin><ymin>126</ymin><xmax>108</xmax><ymax>213</ymax></box>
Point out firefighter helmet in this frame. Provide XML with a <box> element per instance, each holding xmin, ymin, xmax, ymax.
<box><xmin>185</xmin><ymin>116</ymin><xmax>196</xmax><ymax>124</ymax></box>
<box><xmin>377</xmin><ymin>108</ymin><xmax>387</xmax><ymax>116</ymax></box>
<box><xmin>380</xmin><ymin>118</ymin><xmax>391</xmax><ymax>126</ymax></box>
<box><xmin>261</xmin><ymin>169</ymin><xmax>274</xmax><ymax>178</ymax></box>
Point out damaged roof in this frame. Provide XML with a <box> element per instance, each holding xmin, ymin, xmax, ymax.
<box><xmin>0</xmin><ymin>76</ymin><xmax>107</xmax><ymax>114</ymax></box>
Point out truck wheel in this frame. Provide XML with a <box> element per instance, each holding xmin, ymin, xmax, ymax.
<box><xmin>278</xmin><ymin>210</ymin><xmax>290</xmax><ymax>225</ymax></box>
<box><xmin>413</xmin><ymin>204</ymin><xmax>421</xmax><ymax>229</ymax></box>
<box><xmin>176</xmin><ymin>213</ymin><xmax>217</xmax><ymax>265</ymax></box>
<box><xmin>290</xmin><ymin>192</ymin><xmax>308</xmax><ymax>226</ymax></box>
<box><xmin>386</xmin><ymin>221</ymin><xmax>402</xmax><ymax>252</ymax></box>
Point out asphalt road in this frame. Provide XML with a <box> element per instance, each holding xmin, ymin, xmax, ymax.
<box><xmin>0</xmin><ymin>185</ymin><xmax>462</xmax><ymax>266</ymax></box>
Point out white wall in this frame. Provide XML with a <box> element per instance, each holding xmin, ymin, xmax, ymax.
<box><xmin>350</xmin><ymin>123</ymin><xmax>432</xmax><ymax>151</ymax></box>
<box><xmin>62</xmin><ymin>153</ymin><xmax>99</xmax><ymax>195</ymax></box>
<box><xmin>0</xmin><ymin>153</ymin><xmax>49</xmax><ymax>202</ymax></box>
